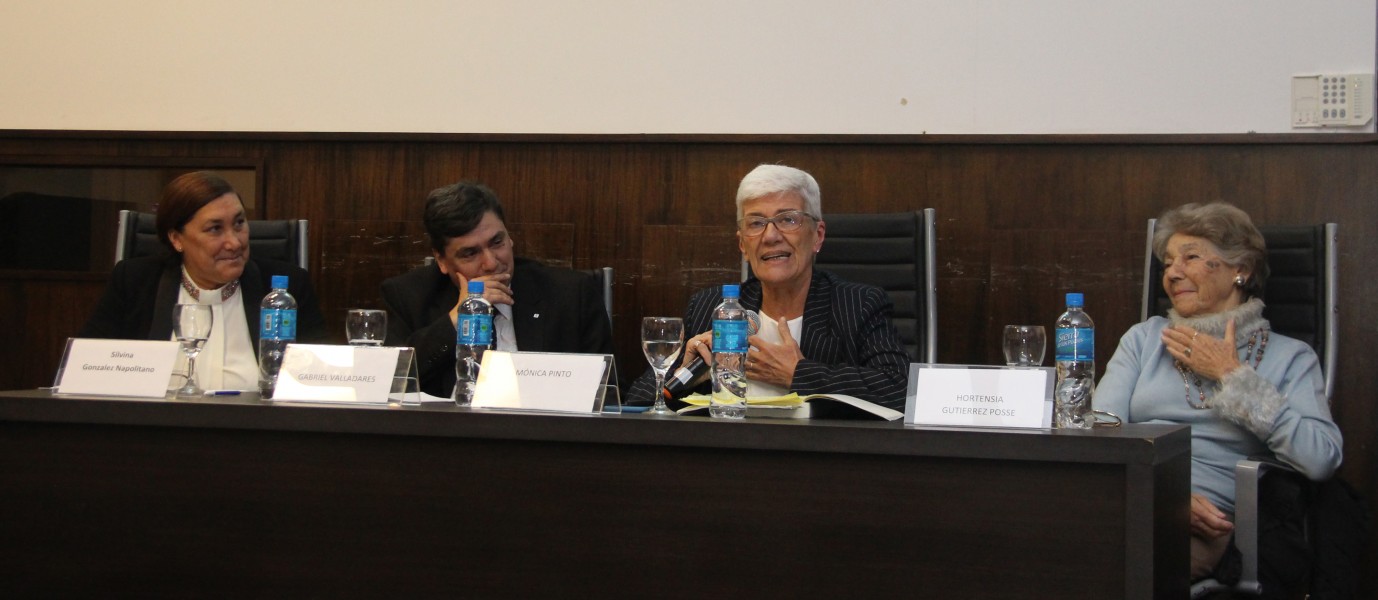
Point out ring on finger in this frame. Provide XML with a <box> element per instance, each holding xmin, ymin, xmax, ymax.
<box><xmin>1185</xmin><ymin>347</ymin><xmax>1193</xmax><ymax>358</ymax></box>
<box><xmin>1192</xmin><ymin>331</ymin><xmax>1199</xmax><ymax>341</ymax></box>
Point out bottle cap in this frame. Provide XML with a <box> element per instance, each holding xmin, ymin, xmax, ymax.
<box><xmin>271</xmin><ymin>275</ymin><xmax>289</xmax><ymax>290</ymax></box>
<box><xmin>467</xmin><ymin>281</ymin><xmax>485</xmax><ymax>294</ymax></box>
<box><xmin>722</xmin><ymin>284</ymin><xmax>740</xmax><ymax>299</ymax></box>
<box><xmin>1066</xmin><ymin>292</ymin><xmax>1084</xmax><ymax>307</ymax></box>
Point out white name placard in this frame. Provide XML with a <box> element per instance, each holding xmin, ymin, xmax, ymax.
<box><xmin>904</xmin><ymin>364</ymin><xmax>1054</xmax><ymax>429</ymax></box>
<box><xmin>272</xmin><ymin>344</ymin><xmax>399</xmax><ymax>404</ymax></box>
<box><xmin>472</xmin><ymin>351</ymin><xmax>609</xmax><ymax>413</ymax></box>
<box><xmin>54</xmin><ymin>338</ymin><xmax>180</xmax><ymax>398</ymax></box>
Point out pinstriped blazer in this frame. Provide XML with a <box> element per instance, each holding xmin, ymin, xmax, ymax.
<box><xmin>630</xmin><ymin>269</ymin><xmax>911</xmax><ymax>410</ymax></box>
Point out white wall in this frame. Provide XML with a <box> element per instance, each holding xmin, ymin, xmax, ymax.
<box><xmin>1</xmin><ymin>1</ymin><xmax>1373</xmax><ymax>134</ymax></box>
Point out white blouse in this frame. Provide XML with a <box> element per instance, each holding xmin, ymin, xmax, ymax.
<box><xmin>746</xmin><ymin>310</ymin><xmax>803</xmax><ymax>398</ymax></box>
<box><xmin>174</xmin><ymin>269</ymin><xmax>258</xmax><ymax>391</ymax></box>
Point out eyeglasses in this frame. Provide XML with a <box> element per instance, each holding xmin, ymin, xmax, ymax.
<box><xmin>737</xmin><ymin>211</ymin><xmax>816</xmax><ymax>237</ymax></box>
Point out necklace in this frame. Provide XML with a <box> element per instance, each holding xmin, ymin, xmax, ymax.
<box><xmin>1175</xmin><ymin>328</ymin><xmax>1269</xmax><ymax>410</ymax></box>
<box><xmin>181</xmin><ymin>271</ymin><xmax>240</xmax><ymax>302</ymax></box>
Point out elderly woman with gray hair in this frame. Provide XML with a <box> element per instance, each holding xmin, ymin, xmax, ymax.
<box><xmin>628</xmin><ymin>164</ymin><xmax>910</xmax><ymax>411</ymax></box>
<box><xmin>1094</xmin><ymin>202</ymin><xmax>1342</xmax><ymax>581</ymax></box>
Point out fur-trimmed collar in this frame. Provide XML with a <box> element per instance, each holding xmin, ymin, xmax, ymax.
<box><xmin>1168</xmin><ymin>297</ymin><xmax>1268</xmax><ymax>339</ymax></box>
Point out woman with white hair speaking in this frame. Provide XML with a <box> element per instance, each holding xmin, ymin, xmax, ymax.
<box><xmin>629</xmin><ymin>164</ymin><xmax>910</xmax><ymax>411</ymax></box>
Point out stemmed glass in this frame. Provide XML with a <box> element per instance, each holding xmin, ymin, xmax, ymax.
<box><xmin>641</xmin><ymin>317</ymin><xmax>684</xmax><ymax>416</ymax></box>
<box><xmin>173</xmin><ymin>303</ymin><xmax>214</xmax><ymax>397</ymax></box>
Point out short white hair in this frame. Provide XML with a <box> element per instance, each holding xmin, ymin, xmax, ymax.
<box><xmin>735</xmin><ymin>164</ymin><xmax>822</xmax><ymax>220</ymax></box>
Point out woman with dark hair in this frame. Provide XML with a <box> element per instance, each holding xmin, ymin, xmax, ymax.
<box><xmin>79</xmin><ymin>171</ymin><xmax>325</xmax><ymax>391</ymax></box>
<box><xmin>1094</xmin><ymin>202</ymin><xmax>1342</xmax><ymax>581</ymax></box>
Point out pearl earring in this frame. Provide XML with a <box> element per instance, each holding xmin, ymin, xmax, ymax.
<box><xmin>1234</xmin><ymin>275</ymin><xmax>1246</xmax><ymax>287</ymax></box>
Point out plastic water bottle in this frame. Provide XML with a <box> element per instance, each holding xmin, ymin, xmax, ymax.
<box><xmin>257</xmin><ymin>275</ymin><xmax>297</xmax><ymax>398</ymax></box>
<box><xmin>710</xmin><ymin>284</ymin><xmax>748</xmax><ymax>418</ymax></box>
<box><xmin>453</xmin><ymin>281</ymin><xmax>493</xmax><ymax>406</ymax></box>
<box><xmin>1054</xmin><ymin>292</ymin><xmax>1095</xmax><ymax>429</ymax></box>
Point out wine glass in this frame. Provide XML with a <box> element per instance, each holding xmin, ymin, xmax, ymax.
<box><xmin>173</xmin><ymin>303</ymin><xmax>214</xmax><ymax>397</ymax></box>
<box><xmin>641</xmin><ymin>317</ymin><xmax>684</xmax><ymax>416</ymax></box>
<box><xmin>1002</xmin><ymin>325</ymin><xmax>1047</xmax><ymax>366</ymax></box>
<box><xmin>346</xmin><ymin>309</ymin><xmax>387</xmax><ymax>346</ymax></box>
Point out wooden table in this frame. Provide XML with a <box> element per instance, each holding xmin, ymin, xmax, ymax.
<box><xmin>0</xmin><ymin>389</ymin><xmax>1189</xmax><ymax>598</ymax></box>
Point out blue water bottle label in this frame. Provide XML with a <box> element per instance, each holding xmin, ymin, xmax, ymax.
<box><xmin>713</xmin><ymin>319</ymin><xmax>748</xmax><ymax>352</ymax></box>
<box><xmin>260</xmin><ymin>308</ymin><xmax>280</xmax><ymax>340</ymax></box>
<box><xmin>278</xmin><ymin>309</ymin><xmax>297</xmax><ymax>340</ymax></box>
<box><xmin>260</xmin><ymin>308</ymin><xmax>298</xmax><ymax>341</ymax></box>
<box><xmin>1055</xmin><ymin>327</ymin><xmax>1094</xmax><ymax>361</ymax></box>
<box><xmin>458</xmin><ymin>314</ymin><xmax>493</xmax><ymax>345</ymax></box>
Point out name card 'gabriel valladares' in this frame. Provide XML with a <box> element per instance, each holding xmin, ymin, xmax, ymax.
<box><xmin>273</xmin><ymin>344</ymin><xmax>399</xmax><ymax>404</ymax></box>
<box><xmin>472</xmin><ymin>350</ymin><xmax>609</xmax><ymax>413</ymax></box>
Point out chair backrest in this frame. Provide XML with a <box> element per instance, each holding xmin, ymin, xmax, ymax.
<box><xmin>115</xmin><ymin>210</ymin><xmax>309</xmax><ymax>270</ymax></box>
<box><xmin>744</xmin><ymin>209</ymin><xmax>938</xmax><ymax>363</ymax></box>
<box><xmin>589</xmin><ymin>266</ymin><xmax>614</xmax><ymax>328</ymax></box>
<box><xmin>1141</xmin><ymin>219</ymin><xmax>1337</xmax><ymax>399</ymax></box>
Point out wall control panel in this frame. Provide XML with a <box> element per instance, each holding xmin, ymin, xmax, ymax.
<box><xmin>1292</xmin><ymin>73</ymin><xmax>1373</xmax><ymax>128</ymax></box>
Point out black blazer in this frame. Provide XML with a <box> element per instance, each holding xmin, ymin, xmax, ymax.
<box><xmin>78</xmin><ymin>255</ymin><xmax>327</xmax><ymax>347</ymax></box>
<box><xmin>628</xmin><ymin>269</ymin><xmax>911</xmax><ymax>410</ymax></box>
<box><xmin>381</xmin><ymin>257</ymin><xmax>615</xmax><ymax>397</ymax></box>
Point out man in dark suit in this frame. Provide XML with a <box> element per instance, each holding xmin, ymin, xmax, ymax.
<box><xmin>381</xmin><ymin>181</ymin><xmax>614</xmax><ymax>398</ymax></box>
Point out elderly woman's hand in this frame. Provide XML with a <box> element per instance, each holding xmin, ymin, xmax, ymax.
<box><xmin>746</xmin><ymin>317</ymin><xmax>804</xmax><ymax>389</ymax></box>
<box><xmin>683</xmin><ymin>332</ymin><xmax>714</xmax><ymax>370</ymax></box>
<box><xmin>1190</xmin><ymin>493</ymin><xmax>1234</xmax><ymax>540</ymax></box>
<box><xmin>1162</xmin><ymin>318</ymin><xmax>1243</xmax><ymax>381</ymax></box>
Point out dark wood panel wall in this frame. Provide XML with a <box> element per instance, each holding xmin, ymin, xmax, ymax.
<box><xmin>2</xmin><ymin>132</ymin><xmax>1376</xmax><ymax>582</ymax></box>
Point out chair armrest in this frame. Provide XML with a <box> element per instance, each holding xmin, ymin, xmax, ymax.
<box><xmin>1233</xmin><ymin>457</ymin><xmax>1305</xmax><ymax>595</ymax></box>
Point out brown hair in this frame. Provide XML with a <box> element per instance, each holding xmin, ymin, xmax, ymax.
<box><xmin>156</xmin><ymin>171</ymin><xmax>238</xmax><ymax>251</ymax></box>
<box><xmin>1152</xmin><ymin>201</ymin><xmax>1269</xmax><ymax>299</ymax></box>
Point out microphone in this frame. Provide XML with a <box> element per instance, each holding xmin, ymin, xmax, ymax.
<box><xmin>661</xmin><ymin>310</ymin><xmax>760</xmax><ymax>401</ymax></box>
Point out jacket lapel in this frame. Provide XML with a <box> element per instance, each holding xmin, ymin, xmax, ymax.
<box><xmin>239</xmin><ymin>260</ymin><xmax>266</xmax><ymax>347</ymax></box>
<box><xmin>148</xmin><ymin>261</ymin><xmax>181</xmax><ymax>340</ymax></box>
<box><xmin>512</xmin><ymin>264</ymin><xmax>545</xmax><ymax>351</ymax></box>
<box><xmin>798</xmin><ymin>270</ymin><xmax>833</xmax><ymax>357</ymax></box>
<box><xmin>430</xmin><ymin>268</ymin><xmax>459</xmax><ymax>326</ymax></box>
<box><xmin>740</xmin><ymin>270</ymin><xmax>831</xmax><ymax>357</ymax></box>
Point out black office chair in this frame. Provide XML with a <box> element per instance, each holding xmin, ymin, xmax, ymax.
<box><xmin>588</xmin><ymin>266</ymin><xmax>614</xmax><ymax>330</ymax></box>
<box><xmin>1142</xmin><ymin>219</ymin><xmax>1355</xmax><ymax>598</ymax></box>
<box><xmin>114</xmin><ymin>209</ymin><xmax>309</xmax><ymax>270</ymax></box>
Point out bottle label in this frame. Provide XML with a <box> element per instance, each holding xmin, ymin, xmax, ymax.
<box><xmin>713</xmin><ymin>319</ymin><xmax>748</xmax><ymax>353</ymax></box>
<box><xmin>1055</xmin><ymin>327</ymin><xmax>1094</xmax><ymax>361</ymax></box>
<box><xmin>671</xmin><ymin>367</ymin><xmax>693</xmax><ymax>385</ymax></box>
<box><xmin>259</xmin><ymin>308</ymin><xmax>297</xmax><ymax>341</ymax></box>
<box><xmin>458</xmin><ymin>314</ymin><xmax>493</xmax><ymax>346</ymax></box>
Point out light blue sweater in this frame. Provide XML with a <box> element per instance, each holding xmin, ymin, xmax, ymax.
<box><xmin>1093</xmin><ymin>299</ymin><xmax>1342</xmax><ymax>515</ymax></box>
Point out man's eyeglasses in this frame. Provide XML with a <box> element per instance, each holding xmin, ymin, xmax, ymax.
<box><xmin>737</xmin><ymin>211</ymin><xmax>816</xmax><ymax>237</ymax></box>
